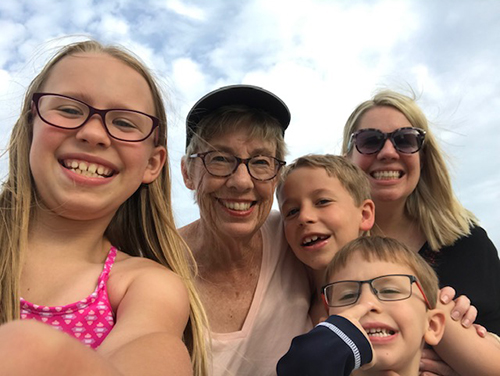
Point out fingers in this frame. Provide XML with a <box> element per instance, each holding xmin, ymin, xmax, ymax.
<box><xmin>457</xmin><ymin>302</ymin><xmax>476</xmax><ymax>328</ymax></box>
<box><xmin>439</xmin><ymin>287</ymin><xmax>478</xmax><ymax>328</ymax></box>
<box><xmin>439</xmin><ymin>286</ymin><xmax>456</xmax><ymax>304</ymax></box>
<box><xmin>473</xmin><ymin>324</ymin><xmax>487</xmax><ymax>338</ymax></box>
<box><xmin>420</xmin><ymin>348</ymin><xmax>459</xmax><ymax>376</ymax></box>
<box><xmin>450</xmin><ymin>295</ymin><xmax>475</xmax><ymax>328</ymax></box>
<box><xmin>338</xmin><ymin>302</ymin><xmax>374</xmax><ymax>321</ymax></box>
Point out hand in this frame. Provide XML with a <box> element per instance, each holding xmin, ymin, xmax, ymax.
<box><xmin>439</xmin><ymin>286</ymin><xmax>485</xmax><ymax>337</ymax></box>
<box><xmin>420</xmin><ymin>347</ymin><xmax>459</xmax><ymax>376</ymax></box>
<box><xmin>336</xmin><ymin>302</ymin><xmax>376</xmax><ymax>370</ymax></box>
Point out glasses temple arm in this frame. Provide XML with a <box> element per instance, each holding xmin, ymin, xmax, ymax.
<box><xmin>415</xmin><ymin>280</ymin><xmax>432</xmax><ymax>309</ymax></box>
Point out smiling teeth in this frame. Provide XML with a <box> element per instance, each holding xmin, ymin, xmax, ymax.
<box><xmin>373</xmin><ymin>171</ymin><xmax>401</xmax><ymax>180</ymax></box>
<box><xmin>302</xmin><ymin>235</ymin><xmax>328</xmax><ymax>246</ymax></box>
<box><xmin>64</xmin><ymin>160</ymin><xmax>112</xmax><ymax>178</ymax></box>
<box><xmin>224</xmin><ymin>201</ymin><xmax>251</xmax><ymax>211</ymax></box>
<box><xmin>366</xmin><ymin>328</ymin><xmax>395</xmax><ymax>337</ymax></box>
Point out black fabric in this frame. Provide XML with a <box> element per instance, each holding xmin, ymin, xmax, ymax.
<box><xmin>419</xmin><ymin>226</ymin><xmax>500</xmax><ymax>334</ymax></box>
<box><xmin>277</xmin><ymin>315</ymin><xmax>372</xmax><ymax>376</ymax></box>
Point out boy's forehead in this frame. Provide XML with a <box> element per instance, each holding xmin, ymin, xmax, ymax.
<box><xmin>279</xmin><ymin>166</ymin><xmax>348</xmax><ymax>200</ymax></box>
<box><xmin>329</xmin><ymin>255</ymin><xmax>416</xmax><ymax>282</ymax></box>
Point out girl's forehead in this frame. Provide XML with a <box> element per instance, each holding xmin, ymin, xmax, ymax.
<box><xmin>41</xmin><ymin>53</ymin><xmax>155</xmax><ymax>114</ymax></box>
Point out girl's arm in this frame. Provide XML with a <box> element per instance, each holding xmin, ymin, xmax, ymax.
<box><xmin>434</xmin><ymin>300</ymin><xmax>500</xmax><ymax>376</ymax></box>
<box><xmin>97</xmin><ymin>258</ymin><xmax>193</xmax><ymax>376</ymax></box>
<box><xmin>0</xmin><ymin>320</ymin><xmax>120</xmax><ymax>376</ymax></box>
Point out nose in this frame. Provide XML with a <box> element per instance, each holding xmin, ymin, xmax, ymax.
<box><xmin>75</xmin><ymin>114</ymin><xmax>112</xmax><ymax>147</ymax></box>
<box><xmin>297</xmin><ymin>204</ymin><xmax>317</xmax><ymax>225</ymax></box>
<box><xmin>376</xmin><ymin>138</ymin><xmax>399</xmax><ymax>161</ymax></box>
<box><xmin>357</xmin><ymin>284</ymin><xmax>382</xmax><ymax>312</ymax></box>
<box><xmin>226</xmin><ymin>162</ymin><xmax>254</xmax><ymax>191</ymax></box>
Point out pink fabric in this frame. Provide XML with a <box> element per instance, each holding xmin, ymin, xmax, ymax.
<box><xmin>20</xmin><ymin>247</ymin><xmax>117</xmax><ymax>349</ymax></box>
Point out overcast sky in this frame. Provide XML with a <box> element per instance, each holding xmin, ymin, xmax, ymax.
<box><xmin>1</xmin><ymin>0</ymin><xmax>499</xmax><ymax>250</ymax></box>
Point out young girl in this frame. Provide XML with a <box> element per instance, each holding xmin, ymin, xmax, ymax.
<box><xmin>0</xmin><ymin>40</ymin><xmax>208</xmax><ymax>375</ymax></box>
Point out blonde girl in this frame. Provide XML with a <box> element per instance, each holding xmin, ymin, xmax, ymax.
<box><xmin>0</xmin><ymin>40</ymin><xmax>207</xmax><ymax>375</ymax></box>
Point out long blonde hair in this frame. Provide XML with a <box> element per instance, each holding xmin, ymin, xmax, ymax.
<box><xmin>0</xmin><ymin>39</ymin><xmax>208</xmax><ymax>375</ymax></box>
<box><xmin>342</xmin><ymin>90</ymin><xmax>477</xmax><ymax>251</ymax></box>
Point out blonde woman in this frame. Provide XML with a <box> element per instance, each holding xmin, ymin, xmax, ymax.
<box><xmin>342</xmin><ymin>89</ymin><xmax>500</xmax><ymax>373</ymax></box>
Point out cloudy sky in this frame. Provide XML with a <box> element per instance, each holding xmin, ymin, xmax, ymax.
<box><xmin>1</xmin><ymin>0</ymin><xmax>499</xmax><ymax>249</ymax></box>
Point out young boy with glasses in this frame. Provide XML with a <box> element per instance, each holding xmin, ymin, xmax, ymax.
<box><xmin>277</xmin><ymin>236</ymin><xmax>500</xmax><ymax>376</ymax></box>
<box><xmin>276</xmin><ymin>154</ymin><xmax>499</xmax><ymax>375</ymax></box>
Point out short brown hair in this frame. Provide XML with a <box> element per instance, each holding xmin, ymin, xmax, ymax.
<box><xmin>277</xmin><ymin>154</ymin><xmax>371</xmax><ymax>207</ymax></box>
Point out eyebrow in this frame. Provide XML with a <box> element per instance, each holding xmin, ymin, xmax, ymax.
<box><xmin>210</xmin><ymin>144</ymin><xmax>276</xmax><ymax>156</ymax></box>
<box><xmin>279</xmin><ymin>189</ymin><xmax>337</xmax><ymax>208</ymax></box>
<box><xmin>53</xmin><ymin>92</ymin><xmax>140</xmax><ymax>111</ymax></box>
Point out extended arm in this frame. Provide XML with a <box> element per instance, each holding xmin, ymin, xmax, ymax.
<box><xmin>434</xmin><ymin>300</ymin><xmax>500</xmax><ymax>376</ymax></box>
<box><xmin>98</xmin><ymin>259</ymin><xmax>193</xmax><ymax>375</ymax></box>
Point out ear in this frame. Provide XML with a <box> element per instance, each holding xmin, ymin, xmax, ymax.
<box><xmin>424</xmin><ymin>309</ymin><xmax>446</xmax><ymax>346</ymax></box>
<box><xmin>181</xmin><ymin>156</ymin><xmax>195</xmax><ymax>190</ymax></box>
<box><xmin>142</xmin><ymin>145</ymin><xmax>167</xmax><ymax>184</ymax></box>
<box><xmin>359</xmin><ymin>199</ymin><xmax>375</xmax><ymax>233</ymax></box>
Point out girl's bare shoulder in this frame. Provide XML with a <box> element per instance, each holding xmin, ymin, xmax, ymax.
<box><xmin>107</xmin><ymin>250</ymin><xmax>188</xmax><ymax>309</ymax></box>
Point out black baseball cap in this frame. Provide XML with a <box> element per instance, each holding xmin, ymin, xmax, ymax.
<box><xmin>185</xmin><ymin>84</ymin><xmax>291</xmax><ymax>150</ymax></box>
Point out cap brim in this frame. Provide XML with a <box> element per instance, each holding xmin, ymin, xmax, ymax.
<box><xmin>186</xmin><ymin>84</ymin><xmax>290</xmax><ymax>149</ymax></box>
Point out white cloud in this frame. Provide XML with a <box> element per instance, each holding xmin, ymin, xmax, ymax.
<box><xmin>0</xmin><ymin>0</ymin><xmax>499</xmax><ymax>249</ymax></box>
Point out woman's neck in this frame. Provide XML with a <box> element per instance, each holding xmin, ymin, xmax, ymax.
<box><xmin>179</xmin><ymin>219</ymin><xmax>263</xmax><ymax>272</ymax></box>
<box><xmin>373</xmin><ymin>200</ymin><xmax>425</xmax><ymax>252</ymax></box>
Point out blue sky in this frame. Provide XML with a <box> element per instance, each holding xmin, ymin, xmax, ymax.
<box><xmin>1</xmin><ymin>0</ymin><xmax>499</xmax><ymax>249</ymax></box>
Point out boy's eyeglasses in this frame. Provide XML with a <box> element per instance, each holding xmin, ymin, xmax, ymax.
<box><xmin>348</xmin><ymin>127</ymin><xmax>426</xmax><ymax>155</ymax></box>
<box><xmin>190</xmin><ymin>151</ymin><xmax>286</xmax><ymax>181</ymax></box>
<box><xmin>322</xmin><ymin>274</ymin><xmax>431</xmax><ymax>309</ymax></box>
<box><xmin>32</xmin><ymin>93</ymin><xmax>160</xmax><ymax>142</ymax></box>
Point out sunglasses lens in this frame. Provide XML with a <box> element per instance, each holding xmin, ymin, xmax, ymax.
<box><xmin>355</xmin><ymin>130</ymin><xmax>385</xmax><ymax>154</ymax></box>
<box><xmin>393</xmin><ymin>129</ymin><xmax>423</xmax><ymax>153</ymax></box>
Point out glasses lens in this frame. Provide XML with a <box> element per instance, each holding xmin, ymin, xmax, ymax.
<box><xmin>392</xmin><ymin>128</ymin><xmax>423</xmax><ymax>154</ymax></box>
<box><xmin>106</xmin><ymin>111</ymin><xmax>154</xmax><ymax>141</ymax></box>
<box><xmin>355</xmin><ymin>129</ymin><xmax>385</xmax><ymax>154</ymax></box>
<box><xmin>372</xmin><ymin>275</ymin><xmax>412</xmax><ymax>301</ymax></box>
<box><xmin>204</xmin><ymin>152</ymin><xmax>236</xmax><ymax>177</ymax></box>
<box><xmin>37</xmin><ymin>95</ymin><xmax>90</xmax><ymax>129</ymax></box>
<box><xmin>324</xmin><ymin>282</ymin><xmax>361</xmax><ymax>307</ymax></box>
<box><xmin>248</xmin><ymin>155</ymin><xmax>278</xmax><ymax>180</ymax></box>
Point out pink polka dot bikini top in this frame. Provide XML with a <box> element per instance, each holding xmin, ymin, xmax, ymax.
<box><xmin>20</xmin><ymin>247</ymin><xmax>117</xmax><ymax>349</ymax></box>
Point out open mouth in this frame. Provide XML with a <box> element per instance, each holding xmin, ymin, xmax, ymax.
<box><xmin>365</xmin><ymin>328</ymin><xmax>396</xmax><ymax>337</ymax></box>
<box><xmin>302</xmin><ymin>234</ymin><xmax>330</xmax><ymax>247</ymax></box>
<box><xmin>61</xmin><ymin>159</ymin><xmax>114</xmax><ymax>178</ymax></box>
<box><xmin>371</xmin><ymin>170</ymin><xmax>403</xmax><ymax>180</ymax></box>
<box><xmin>219</xmin><ymin>200</ymin><xmax>256</xmax><ymax>211</ymax></box>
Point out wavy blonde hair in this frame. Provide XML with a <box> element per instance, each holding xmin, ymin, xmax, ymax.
<box><xmin>342</xmin><ymin>90</ymin><xmax>477</xmax><ymax>251</ymax></box>
<box><xmin>0</xmin><ymin>39</ymin><xmax>208</xmax><ymax>376</ymax></box>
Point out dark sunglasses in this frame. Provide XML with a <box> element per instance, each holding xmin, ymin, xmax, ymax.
<box><xmin>348</xmin><ymin>127</ymin><xmax>426</xmax><ymax>155</ymax></box>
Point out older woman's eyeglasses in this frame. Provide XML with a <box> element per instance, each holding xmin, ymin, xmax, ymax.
<box><xmin>32</xmin><ymin>93</ymin><xmax>159</xmax><ymax>142</ymax></box>
<box><xmin>349</xmin><ymin>127</ymin><xmax>426</xmax><ymax>155</ymax></box>
<box><xmin>190</xmin><ymin>151</ymin><xmax>286</xmax><ymax>181</ymax></box>
<box><xmin>322</xmin><ymin>274</ymin><xmax>431</xmax><ymax>309</ymax></box>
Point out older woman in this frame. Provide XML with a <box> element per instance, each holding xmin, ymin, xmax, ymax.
<box><xmin>180</xmin><ymin>85</ymin><xmax>312</xmax><ymax>376</ymax></box>
<box><xmin>342</xmin><ymin>90</ymin><xmax>500</xmax><ymax>370</ymax></box>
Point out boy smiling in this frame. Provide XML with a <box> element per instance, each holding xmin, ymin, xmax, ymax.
<box><xmin>277</xmin><ymin>236</ymin><xmax>446</xmax><ymax>376</ymax></box>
